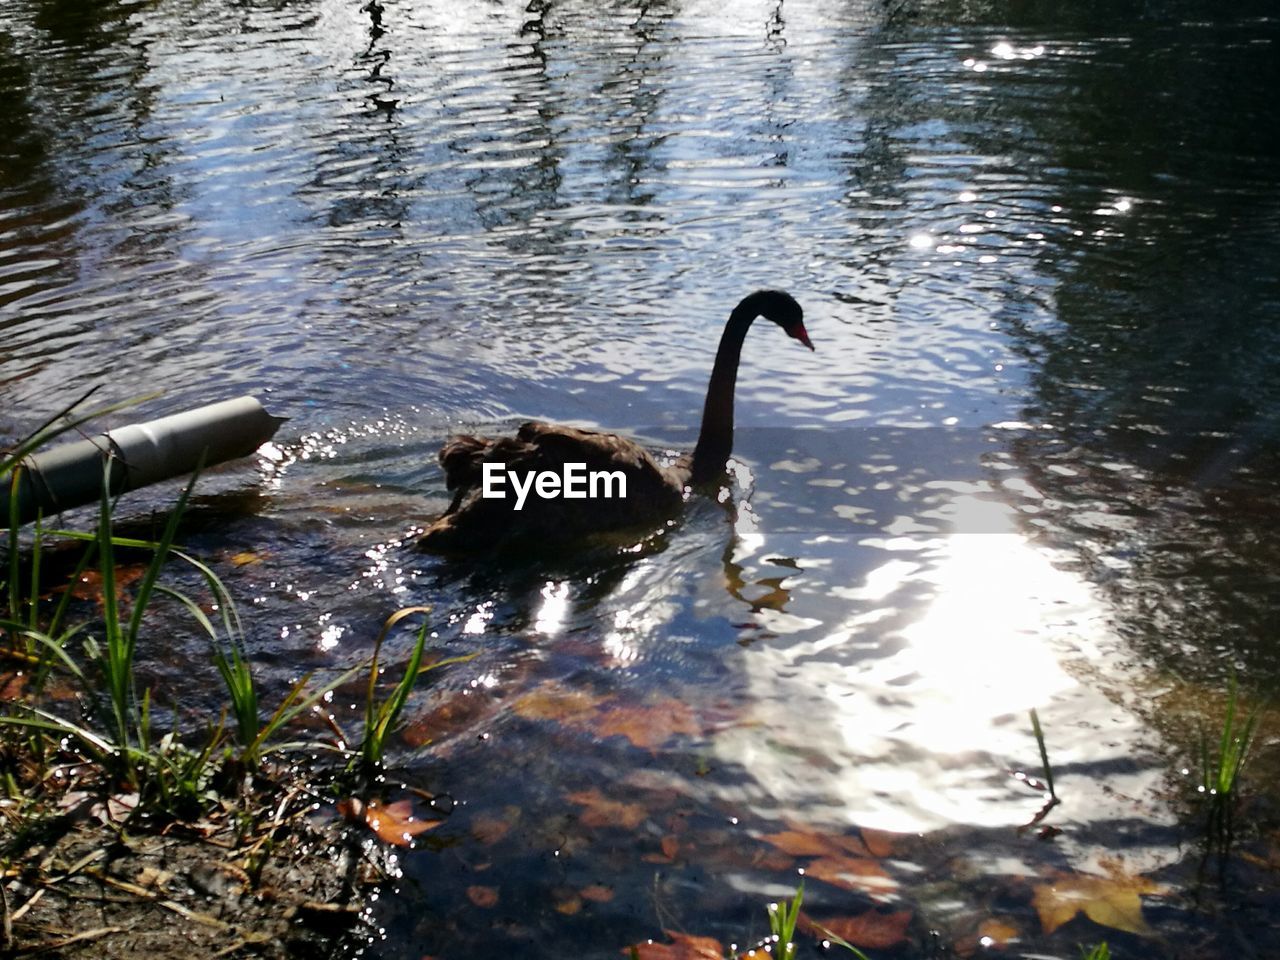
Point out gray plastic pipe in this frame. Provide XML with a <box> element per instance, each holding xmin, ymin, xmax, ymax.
<box><xmin>7</xmin><ymin>396</ymin><xmax>286</xmax><ymax>527</ymax></box>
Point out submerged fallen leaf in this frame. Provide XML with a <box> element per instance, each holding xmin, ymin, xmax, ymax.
<box><xmin>402</xmin><ymin>689</ymin><xmax>493</xmax><ymax>747</ymax></box>
<box><xmin>566</xmin><ymin>788</ymin><xmax>648</xmax><ymax>830</ymax></box>
<box><xmin>471</xmin><ymin>806</ymin><xmax>520</xmax><ymax>845</ymax></box>
<box><xmin>976</xmin><ymin>917</ymin><xmax>1020</xmax><ymax>946</ymax></box>
<box><xmin>595</xmin><ymin>700</ymin><xmax>700</xmax><ymax>751</ymax></box>
<box><xmin>337</xmin><ymin>797</ymin><xmax>441</xmax><ymax>846</ymax></box>
<box><xmin>553</xmin><ymin>889</ymin><xmax>583</xmax><ymax>915</ymax></box>
<box><xmin>511</xmin><ymin>684</ymin><xmax>601</xmax><ymax>723</ymax></box>
<box><xmin>952</xmin><ymin>916</ymin><xmax>1024</xmax><ymax>959</ymax></box>
<box><xmin>1032</xmin><ymin>863</ymin><xmax>1162</xmax><ymax>935</ymax></box>
<box><xmin>624</xmin><ymin>931</ymin><xmax>725</xmax><ymax>960</ymax></box>
<box><xmin>804</xmin><ymin>854</ymin><xmax>896</xmax><ymax>894</ymax></box>
<box><xmin>860</xmin><ymin>826</ymin><xmax>898</xmax><ymax>858</ymax></box>
<box><xmin>761</xmin><ymin>829</ymin><xmax>831</xmax><ymax>858</ymax></box>
<box><xmin>580</xmin><ymin>884</ymin><xmax>614</xmax><ymax>903</ymax></box>
<box><xmin>65</xmin><ymin>564</ymin><xmax>147</xmax><ymax>603</ymax></box>
<box><xmin>762</xmin><ymin>827</ymin><xmax>872</xmax><ymax>859</ymax></box>
<box><xmin>467</xmin><ymin>885</ymin><xmax>499</xmax><ymax>908</ymax></box>
<box><xmin>660</xmin><ymin>834</ymin><xmax>680</xmax><ymax>860</ymax></box>
<box><xmin>805</xmin><ymin>908</ymin><xmax>912</xmax><ymax>949</ymax></box>
<box><xmin>229</xmin><ymin>551</ymin><xmax>261</xmax><ymax>567</ymax></box>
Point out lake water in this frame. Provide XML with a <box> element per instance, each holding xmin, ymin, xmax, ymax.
<box><xmin>3</xmin><ymin>0</ymin><xmax>1279</xmax><ymax>956</ymax></box>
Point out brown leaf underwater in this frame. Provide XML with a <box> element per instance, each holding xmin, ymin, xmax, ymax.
<box><xmin>805</xmin><ymin>908</ymin><xmax>913</xmax><ymax>949</ymax></box>
<box><xmin>594</xmin><ymin>700</ymin><xmax>701</xmax><ymax>750</ymax></box>
<box><xmin>566</xmin><ymin>787</ymin><xmax>648</xmax><ymax>830</ymax></box>
<box><xmin>467</xmin><ymin>885</ymin><xmax>500</xmax><ymax>908</ymax></box>
<box><xmin>803</xmin><ymin>854</ymin><xmax>896</xmax><ymax>895</ymax></box>
<box><xmin>1031</xmin><ymin>860</ymin><xmax>1163</xmax><ymax>935</ymax></box>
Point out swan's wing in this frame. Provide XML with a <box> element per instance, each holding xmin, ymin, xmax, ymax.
<box><xmin>515</xmin><ymin>421</ymin><xmax>675</xmax><ymax>484</ymax></box>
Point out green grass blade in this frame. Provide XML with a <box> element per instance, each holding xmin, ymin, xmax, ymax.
<box><xmin>0</xmin><ymin>706</ymin><xmax>115</xmax><ymax>760</ymax></box>
<box><xmin>809</xmin><ymin>919</ymin><xmax>871</xmax><ymax>960</ymax></box>
<box><xmin>125</xmin><ymin>468</ymin><xmax>200</xmax><ymax>649</ymax></box>
<box><xmin>27</xmin><ymin>514</ymin><xmax>43</xmax><ymax>633</ymax></box>
<box><xmin>1030</xmin><ymin>707</ymin><xmax>1056</xmax><ymax>799</ymax></box>
<box><xmin>768</xmin><ymin>883</ymin><xmax>803</xmax><ymax>960</ymax></box>
<box><xmin>248</xmin><ymin>660</ymin><xmax>367</xmax><ymax>759</ymax></box>
<box><xmin>0</xmin><ymin>622</ymin><xmax>88</xmax><ymax>682</ymax></box>
<box><xmin>1217</xmin><ymin>681</ymin><xmax>1238</xmax><ymax>794</ymax></box>
<box><xmin>364</xmin><ymin>620</ymin><xmax>430</xmax><ymax>767</ymax></box>
<box><xmin>6</xmin><ymin>471</ymin><xmax>20</xmax><ymax>636</ymax></box>
<box><xmin>360</xmin><ymin>606</ymin><xmax>432</xmax><ymax>767</ymax></box>
<box><xmin>95</xmin><ymin>457</ymin><xmax>129</xmax><ymax>751</ymax></box>
<box><xmin>152</xmin><ymin>583</ymin><xmax>260</xmax><ymax>756</ymax></box>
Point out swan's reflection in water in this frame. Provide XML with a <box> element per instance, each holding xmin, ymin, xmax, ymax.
<box><xmin>712</xmin><ymin>495</ymin><xmax>1155</xmax><ymax>835</ymax></box>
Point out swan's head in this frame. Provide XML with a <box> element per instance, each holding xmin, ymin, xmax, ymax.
<box><xmin>744</xmin><ymin>289</ymin><xmax>813</xmax><ymax>350</ymax></box>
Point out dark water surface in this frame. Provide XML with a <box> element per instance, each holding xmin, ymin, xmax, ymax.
<box><xmin>3</xmin><ymin>0</ymin><xmax>1280</xmax><ymax>956</ymax></box>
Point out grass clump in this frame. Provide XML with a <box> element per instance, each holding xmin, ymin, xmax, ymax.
<box><xmin>0</xmin><ymin>398</ymin><xmax>458</xmax><ymax>955</ymax></box>
<box><xmin>2</xmin><ymin>459</ymin><xmax>277</xmax><ymax>819</ymax></box>
<box><xmin>766</xmin><ymin>882</ymin><xmax>804</xmax><ymax>960</ymax></box>
<box><xmin>1</xmin><ymin>402</ymin><xmax>445</xmax><ymax>823</ymax></box>
<box><xmin>1197</xmin><ymin>674</ymin><xmax>1260</xmax><ymax>844</ymax></box>
<box><xmin>352</xmin><ymin>606</ymin><xmax>476</xmax><ymax>774</ymax></box>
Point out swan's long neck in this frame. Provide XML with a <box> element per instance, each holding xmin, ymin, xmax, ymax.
<box><xmin>689</xmin><ymin>301</ymin><xmax>757</xmax><ymax>485</ymax></box>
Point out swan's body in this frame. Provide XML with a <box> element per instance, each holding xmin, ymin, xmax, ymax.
<box><xmin>419</xmin><ymin>290</ymin><xmax>810</xmax><ymax>552</ymax></box>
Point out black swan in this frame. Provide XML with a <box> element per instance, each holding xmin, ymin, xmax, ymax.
<box><xmin>418</xmin><ymin>289</ymin><xmax>811</xmax><ymax>552</ymax></box>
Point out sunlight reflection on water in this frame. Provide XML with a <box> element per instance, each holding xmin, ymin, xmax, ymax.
<box><xmin>716</xmin><ymin>496</ymin><xmax>1132</xmax><ymax>834</ymax></box>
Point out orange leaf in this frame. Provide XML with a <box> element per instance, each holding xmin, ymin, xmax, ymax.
<box><xmin>467</xmin><ymin>885</ymin><xmax>499</xmax><ymax>908</ymax></box>
<box><xmin>661</xmin><ymin>835</ymin><xmax>680</xmax><ymax>860</ymax></box>
<box><xmin>512</xmin><ymin>684</ymin><xmax>601</xmax><ymax>722</ymax></box>
<box><xmin>1031</xmin><ymin>866</ymin><xmax>1161</xmax><ymax>936</ymax></box>
<box><xmin>0</xmin><ymin>672</ymin><xmax>26</xmax><ymax>699</ymax></box>
<box><xmin>66</xmin><ymin>564</ymin><xmax>147</xmax><ymax>603</ymax></box>
<box><xmin>553</xmin><ymin>889</ymin><xmax>583</xmax><ymax>915</ymax></box>
<box><xmin>566</xmin><ymin>788</ymin><xmax>648</xmax><ymax>830</ymax></box>
<box><xmin>338</xmin><ymin>797</ymin><xmax>441</xmax><ymax>846</ymax></box>
<box><xmin>624</xmin><ymin>931</ymin><xmax>725</xmax><ymax>960</ymax></box>
<box><xmin>977</xmin><ymin>917</ymin><xmax>1020</xmax><ymax>945</ymax></box>
<box><xmin>580</xmin><ymin>884</ymin><xmax>614</xmax><ymax>903</ymax></box>
<box><xmin>762</xmin><ymin>825</ymin><xmax>874</xmax><ymax>859</ymax></box>
<box><xmin>230</xmin><ymin>551</ymin><xmax>261</xmax><ymax>567</ymax></box>
<box><xmin>402</xmin><ymin>689</ymin><xmax>491</xmax><ymax>747</ymax></box>
<box><xmin>807</xmin><ymin>908</ymin><xmax>912</xmax><ymax>949</ymax></box>
<box><xmin>761</xmin><ymin>830</ymin><xmax>830</xmax><ymax>857</ymax></box>
<box><xmin>804</xmin><ymin>854</ymin><xmax>896</xmax><ymax>894</ymax></box>
<box><xmin>860</xmin><ymin>826</ymin><xmax>897</xmax><ymax>858</ymax></box>
<box><xmin>471</xmin><ymin>806</ymin><xmax>519</xmax><ymax>845</ymax></box>
<box><xmin>595</xmin><ymin>700</ymin><xmax>700</xmax><ymax>751</ymax></box>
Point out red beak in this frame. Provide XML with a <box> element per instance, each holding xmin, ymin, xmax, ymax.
<box><xmin>792</xmin><ymin>322</ymin><xmax>814</xmax><ymax>351</ymax></box>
